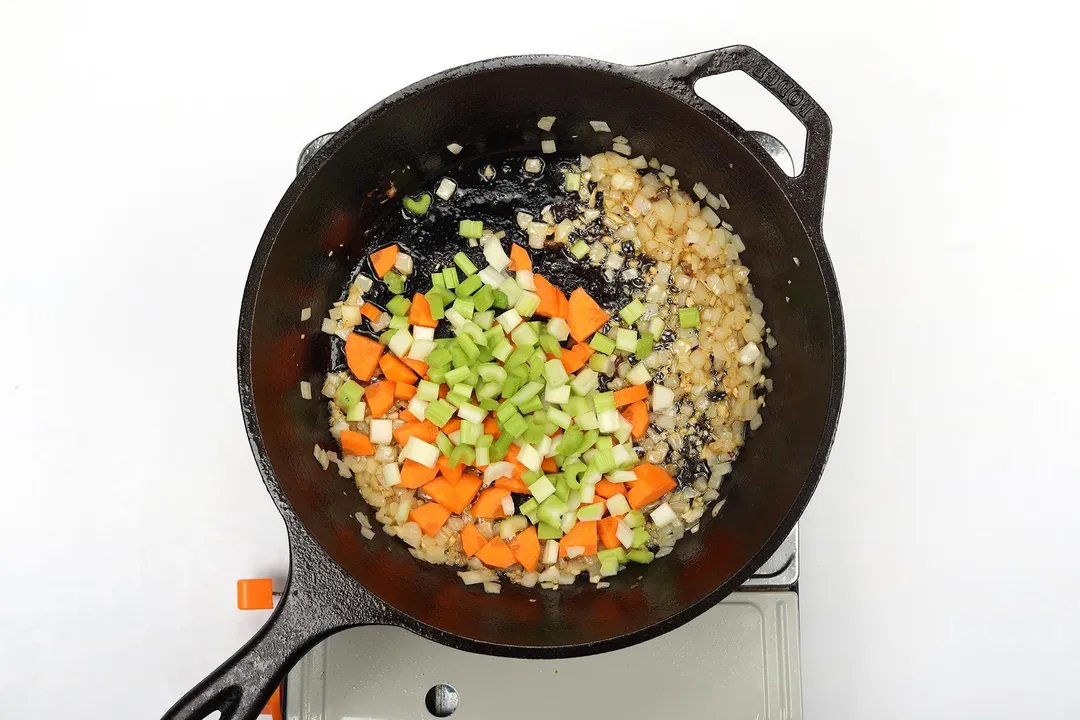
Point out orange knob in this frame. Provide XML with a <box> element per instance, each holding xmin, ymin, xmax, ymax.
<box><xmin>259</xmin><ymin>686</ymin><xmax>282</xmax><ymax>720</ymax></box>
<box><xmin>236</xmin><ymin>578</ymin><xmax>274</xmax><ymax>610</ymax></box>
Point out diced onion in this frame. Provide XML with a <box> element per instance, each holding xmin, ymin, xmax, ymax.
<box><xmin>537</xmin><ymin>115</ymin><xmax>556</xmax><ymax>131</ymax></box>
<box><xmin>299</xmin><ymin>381</ymin><xmax>312</xmax><ymax>400</ymax></box>
<box><xmin>541</xmin><ymin>139</ymin><xmax>556</xmax><ymax>154</ymax></box>
<box><xmin>589</xmin><ymin>120</ymin><xmax>611</xmax><ymax>132</ymax></box>
<box><xmin>650</xmin><ymin>503</ymin><xmax>677</xmax><ymax>528</ymax></box>
<box><xmin>447</xmin><ymin>142</ymin><xmax>463</xmax><ymax>154</ymax></box>
<box><xmin>435</xmin><ymin>177</ymin><xmax>457</xmax><ymax>200</ymax></box>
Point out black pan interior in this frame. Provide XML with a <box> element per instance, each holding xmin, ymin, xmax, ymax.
<box><xmin>245</xmin><ymin>60</ymin><xmax>839</xmax><ymax>652</ymax></box>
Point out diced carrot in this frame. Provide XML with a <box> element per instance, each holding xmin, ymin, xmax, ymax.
<box><xmin>556</xmin><ymin>290</ymin><xmax>569</xmax><ymax>320</ymax></box>
<box><xmin>379</xmin><ymin>354</ymin><xmax>419</xmax><ymax>384</ymax></box>
<box><xmin>393</xmin><ymin>420</ymin><xmax>438</xmax><ymax>446</ymax></box>
<box><xmin>622</xmin><ymin>400</ymin><xmax>649</xmax><ymax>439</ymax></box>
<box><xmin>559</xmin><ymin>343</ymin><xmax>594</xmax><ymax>374</ymax></box>
<box><xmin>613</xmin><ymin>384</ymin><xmax>649</xmax><ymax>407</ymax></box>
<box><xmin>567</xmin><ymin>288</ymin><xmax>610</xmax><ymax>343</ymax></box>
<box><xmin>508</xmin><ymin>244</ymin><xmax>532</xmax><ymax>271</ymax></box>
<box><xmin>345</xmin><ymin>334</ymin><xmax>383</xmax><ymax>382</ymax></box>
<box><xmin>627</xmin><ymin>463</ymin><xmax>677</xmax><ymax>509</ymax></box>
<box><xmin>437</xmin><ymin>383</ymin><xmax>449</xmax><ymax>398</ymax></box>
<box><xmin>475</xmin><ymin>536</ymin><xmax>516</xmax><ymax>568</ymax></box>
<box><xmin>594</xmin><ymin>479</ymin><xmax>625</xmax><ymax>499</ymax></box>
<box><xmin>437</xmin><ymin>456</ymin><xmax>464</xmax><ymax>484</ymax></box>
<box><xmin>395</xmin><ymin>382</ymin><xmax>416</xmax><ymax>399</ymax></box>
<box><xmin>598</xmin><ymin>516</ymin><xmax>621</xmax><ymax>550</ymax></box>
<box><xmin>541</xmin><ymin>457</ymin><xmax>558</xmax><ymax>473</ymax></box>
<box><xmin>359</xmin><ymin>302</ymin><xmax>382</xmax><ymax>322</ymax></box>
<box><xmin>398</xmin><ymin>459</ymin><xmax>438</xmax><ymax>489</ymax></box>
<box><xmin>399</xmin><ymin>409</ymin><xmax>418</xmax><ymax>423</ymax></box>
<box><xmin>370</xmin><ymin>244</ymin><xmax>399</xmax><ymax>279</ymax></box>
<box><xmin>441</xmin><ymin>417</ymin><xmax>461</xmax><ymax>435</ymax></box>
<box><xmin>483</xmin><ymin>416</ymin><xmax>501</xmax><ymax>439</ymax></box>
<box><xmin>559</xmin><ymin>520</ymin><xmax>598</xmax><ymax>558</ymax></box>
<box><xmin>365</xmin><ymin>380</ymin><xmax>395</xmax><ymax>418</ymax></box>
<box><xmin>471</xmin><ymin>487</ymin><xmax>511</xmax><ymax>519</ymax></box>
<box><xmin>508</xmin><ymin>525</ymin><xmax>541</xmax><ymax>572</ymax></box>
<box><xmin>409</xmin><ymin>502</ymin><xmax>451</xmax><ymax>536</ymax></box>
<box><xmin>495</xmin><ymin>474</ymin><xmax>530</xmax><ymax>493</ymax></box>
<box><xmin>408</xmin><ymin>293</ymin><xmax>439</xmax><ymax>328</ymax></box>
<box><xmin>403</xmin><ymin>358</ymin><xmax>429</xmax><ymax>379</ymax></box>
<box><xmin>504</xmin><ymin>444</ymin><xmax>519</xmax><ymax>465</ymax></box>
<box><xmin>449</xmin><ymin>474</ymin><xmax>483</xmax><ymax>513</ymax></box>
<box><xmin>460</xmin><ymin>522</ymin><xmax>487</xmax><ymax>558</ymax></box>
<box><xmin>532</xmin><ymin>274</ymin><xmax>563</xmax><ymax>318</ymax></box>
<box><xmin>420</xmin><ymin>475</ymin><xmax>455</xmax><ymax>509</ymax></box>
<box><xmin>339</xmin><ymin>430</ymin><xmax>374</xmax><ymax>456</ymax></box>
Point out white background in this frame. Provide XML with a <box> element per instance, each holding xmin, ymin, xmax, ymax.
<box><xmin>2</xmin><ymin>1</ymin><xmax>1078</xmax><ymax>718</ymax></box>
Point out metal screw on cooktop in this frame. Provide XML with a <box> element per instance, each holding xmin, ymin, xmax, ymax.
<box><xmin>425</xmin><ymin>683</ymin><xmax>458</xmax><ymax>717</ymax></box>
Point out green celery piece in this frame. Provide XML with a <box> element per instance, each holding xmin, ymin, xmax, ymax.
<box><xmin>523</xmin><ymin>423</ymin><xmax>545</xmax><ymax>445</ymax></box>
<box><xmin>592</xmin><ymin>449</ymin><xmax>615</xmax><ymax>473</ymax></box>
<box><xmin>570</xmin><ymin>240</ymin><xmax>589</xmax><ymax>259</ymax></box>
<box><xmin>593</xmin><ymin>391</ymin><xmax>616</xmax><ymax>413</ymax></box>
<box><xmin>502</xmin><ymin>413</ymin><xmax>528</xmax><ymax>438</ymax></box>
<box><xmin>458</xmin><ymin>222</ymin><xmax>483</xmax><ymax>241</ymax></box>
<box><xmin>635</xmin><ymin>332</ymin><xmax>655</xmax><ymax>361</ymax></box>
<box><xmin>388</xmin><ymin>315</ymin><xmax>408</xmax><ymax>330</ymax></box>
<box><xmin>477</xmin><ymin>380</ymin><xmax>502</xmax><ymax>400</ymax></box>
<box><xmin>491</xmin><ymin>432</ymin><xmax>515</xmax><ymax>461</ymax></box>
<box><xmin>543</xmin><ymin>420</ymin><xmax>559</xmax><ymax>435</ymax></box>
<box><xmin>511</xmin><ymin>323</ymin><xmax>538</xmax><ymax>347</ymax></box>
<box><xmin>589</xmin><ymin>332</ymin><xmax>616</xmax><ymax>355</ymax></box>
<box><xmin>453</xmin><ymin>297</ymin><xmax>475</xmax><ymax>320</ymax></box>
<box><xmin>416</xmin><ymin>380</ymin><xmax>440</xmax><ymax>402</ymax></box>
<box><xmin>630</xmin><ymin>527</ymin><xmax>650</xmax><ymax>548</ymax></box>
<box><xmin>619</xmin><ymin>299</ymin><xmax>646</xmax><ymax>325</ymax></box>
<box><xmin>475</xmin><ymin>434</ymin><xmax>494</xmax><ymax>448</ymax></box>
<box><xmin>483</xmin><ymin>325</ymin><xmax>505</xmax><ymax>348</ymax></box>
<box><xmin>570</xmin><ymin>368</ymin><xmax>599</xmax><ymax>396</ymax></box>
<box><xmin>537</xmin><ymin>522</ymin><xmax>563</xmax><ymax>540</ymax></box>
<box><xmin>628</xmin><ymin>548</ymin><xmax>653</xmax><ymax>563</ymax></box>
<box><xmin>537</xmin><ymin>496</ymin><xmax>568</xmax><ymax>527</ymax></box>
<box><xmin>456</xmin><ymin>332</ymin><xmax>480</xmax><ymax>360</ymax></box>
<box><xmin>576</xmin><ymin>502</ymin><xmax>605</xmax><ymax>521</ymax></box>
<box><xmin>425</xmin><ymin>290</ymin><xmax>446</xmax><ymax>320</ymax></box>
<box><xmin>426</xmin><ymin>366</ymin><xmax>447</xmax><ymax>383</ymax></box>
<box><xmin>384</xmin><ymin>271</ymin><xmax>405</xmax><ymax>295</ymax></box>
<box><xmin>492</xmin><ymin>338</ymin><xmax>513</xmax><ymax>361</ymax></box>
<box><xmin>501</xmin><ymin>375</ymin><xmax>523</xmax><ymax>400</ymax></box>
<box><xmin>460</xmin><ymin>321</ymin><xmax>485</xmax><ymax>346</ymax></box>
<box><xmin>495</xmin><ymin>400</ymin><xmax>517</xmax><ymax>423</ymax></box>
<box><xmin>478</xmin><ymin>364</ymin><xmax>507</xmax><ymax>383</ymax></box>
<box><xmin>445</xmin><ymin>391</ymin><xmax>471</xmax><ymax>409</ymax></box>
<box><xmin>578</xmin><ymin>429</ymin><xmax>600</xmax><ymax>454</ymax></box>
<box><xmin>615</xmin><ymin>328</ymin><xmax>638</xmax><ymax>353</ymax></box>
<box><xmin>595</xmin><ymin>436</ymin><xmax>613</xmax><ymax>452</ymax></box>
<box><xmin>335</xmin><ymin>380</ymin><xmax>364</xmax><ymax>410</ymax></box>
<box><xmin>598</xmin><ymin>547</ymin><xmax>628</xmax><ymax>564</ymax></box>
<box><xmin>492</xmin><ymin>290</ymin><xmax>509</xmax><ymax>309</ymax></box>
<box><xmin>588</xmin><ymin>352</ymin><xmax>611</xmax><ymax>373</ymax></box>
<box><xmin>442</xmin><ymin>266</ymin><xmax>459</xmax><ymax>289</ymax></box>
<box><xmin>444</xmin><ymin>366</ymin><xmax>470</xmax><ymax>386</ymax></box>
<box><xmin>449</xmin><ymin>345</ymin><xmax>470</xmax><ymax>368</ymax></box>
<box><xmin>505</xmin><ymin>344</ymin><xmax>532</xmax><ymax>368</ymax></box>
<box><xmin>519</xmin><ymin>497</ymin><xmax>539</xmax><ymax>516</ymax></box>
<box><xmin>473</xmin><ymin>285</ymin><xmax>495</xmax><ymax>312</ymax></box>
<box><xmin>522</xmin><ymin>469</ymin><xmax>542</xmax><ymax>485</ymax></box>
<box><xmin>424</xmin><ymin>399</ymin><xmax>455</xmax><ymax>428</ymax></box>
<box><xmin>679</xmin><ymin>306</ymin><xmax>700</xmax><ymax>328</ymax></box>
<box><xmin>538</xmin><ymin>333</ymin><xmax>562</xmax><ymax>356</ymax></box>
<box><xmin>519</xmin><ymin>396</ymin><xmax>543</xmax><ymax>415</ymax></box>
<box><xmin>554</xmin><ymin>476</ymin><xmax>570</xmax><ymax>502</ymax></box>
<box><xmin>564</xmin><ymin>396</ymin><xmax>588</xmax><ymax>417</ymax></box>
<box><xmin>386</xmin><ymin>295</ymin><xmax>411</xmax><ymax>316</ymax></box>
<box><xmin>431</xmin><ymin>272</ymin><xmax>445</xmax><ymax>288</ymax></box>
<box><xmin>527</xmin><ymin>357</ymin><xmax>545</xmax><ymax>382</ymax></box>
<box><xmin>456</xmin><ymin>274</ymin><xmax>483</xmax><ymax>298</ymax></box>
<box><xmin>454</xmin><ymin>251</ymin><xmax>478</xmax><ymax>275</ymax></box>
<box><xmin>544</xmin><ymin>358</ymin><xmax>568</xmax><ymax>387</ymax></box>
<box><xmin>466</xmin><ymin>366</ymin><xmax>480</xmax><ymax>387</ymax></box>
<box><xmin>402</xmin><ymin>192</ymin><xmax>432</xmax><ymax>215</ymax></box>
<box><xmin>510</xmin><ymin>380</ymin><xmax>544</xmax><ymax>405</ymax></box>
<box><xmin>425</xmin><ymin>346</ymin><xmax>452</xmax><ymax>369</ymax></box>
<box><xmin>479</xmin><ymin>397</ymin><xmax>499</xmax><ymax>412</ymax></box>
<box><xmin>473</xmin><ymin>309</ymin><xmax>495</xmax><ymax>329</ymax></box>
<box><xmin>459</xmin><ymin>420</ymin><xmax>482</xmax><ymax>445</ymax></box>
<box><xmin>599</xmin><ymin>557</ymin><xmax>620</xmax><ymax>577</ymax></box>
<box><xmin>449</xmin><ymin>443</ymin><xmax>475</xmax><ymax>467</ymax></box>
<box><xmin>379</xmin><ymin>328</ymin><xmax>397</xmax><ymax>345</ymax></box>
<box><xmin>624</xmin><ymin>509</ymin><xmax>646</xmax><ymax>528</ymax></box>
<box><xmin>547</xmin><ymin>408</ymin><xmax>572</xmax><ymax>430</ymax></box>
<box><xmin>557</xmin><ymin>428</ymin><xmax>584</xmax><ymax>456</ymax></box>
<box><xmin>435</xmin><ymin>432</ymin><xmax>454</xmax><ymax>456</ymax></box>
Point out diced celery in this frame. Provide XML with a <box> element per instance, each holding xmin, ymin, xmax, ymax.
<box><xmin>597</xmin><ymin>408</ymin><xmax>621</xmax><ymax>433</ymax></box>
<box><xmin>459</xmin><ymin>321</ymin><xmax>486</xmax><ymax>347</ymax></box>
<box><xmin>537</xmin><ymin>496</ymin><xmax>568</xmax><ymax>527</ymax></box>
<box><xmin>570</xmin><ymin>368</ymin><xmax>599</xmax><ymax>396</ymax></box>
<box><xmin>626</xmin><ymin>363</ymin><xmax>652</xmax><ymax>386</ymax></box>
<box><xmin>547</xmin><ymin>317</ymin><xmax>570</xmax><ymax>342</ymax></box>
<box><xmin>425</xmin><ymin>400</ymin><xmax>455</xmax><ymax>428</ymax></box>
<box><xmin>427</xmin><ymin>366</ymin><xmax>447</xmax><ymax>383</ymax></box>
<box><xmin>384</xmin><ymin>271</ymin><xmax>405</xmax><ymax>295</ymax></box>
<box><xmin>499</xmin><ymin>276</ymin><xmax>523</xmax><ymax>307</ymax></box>
<box><xmin>511</xmin><ymin>322</ymin><xmax>538</xmax><ymax>347</ymax></box>
<box><xmin>496</xmin><ymin>308</ymin><xmax>523</xmax><ymax>333</ymax></box>
<box><xmin>679</xmin><ymin>306</ymin><xmax>700</xmax><ymax>328</ymax></box>
<box><xmin>519</xmin><ymin>396</ymin><xmax>543</xmax><ymax>415</ymax></box>
<box><xmin>474</xmin><ymin>445</ymin><xmax>490</xmax><ymax>466</ymax></box>
<box><xmin>431</xmin><ymin>272</ymin><xmax>445</xmax><ymax>288</ymax></box>
<box><xmin>522</xmin><ymin>422</ymin><xmax>544</xmax><ymax>444</ymax></box>
<box><xmin>457</xmin><ymin>403</ymin><xmax>486</xmax><ymax>423</ymax></box>
<box><xmin>443</xmin><ymin>366</ymin><xmax>469</xmax><ymax>386</ymax></box>
<box><xmin>425</xmin><ymin>290</ymin><xmax>446</xmax><ymax>320</ymax></box>
<box><xmin>619</xmin><ymin>299</ymin><xmax>646</xmax><ymax>325</ymax></box>
<box><xmin>449</xmin><ymin>443</ymin><xmax>475</xmax><ymax>467</ymax></box>
<box><xmin>346</xmin><ymin>402</ymin><xmax>366</xmax><ymax>422</ymax></box>
<box><xmin>547</xmin><ymin>408</ymin><xmax>572</xmax><ymax>429</ymax></box>
<box><xmin>576</xmin><ymin>502</ymin><xmax>605</xmax><ymax>521</ymax></box>
<box><xmin>599</xmin><ymin>558</ymin><xmax>619</xmax><ymax>577</ymax></box>
<box><xmin>545</xmin><ymin>384</ymin><xmax>571</xmax><ymax>404</ymax></box>
<box><xmin>515</xmin><ymin>290</ymin><xmax>541</xmax><ymax>317</ymax></box>
<box><xmin>510</xmin><ymin>380</ymin><xmax>544</xmax><ymax>405</ymax></box>
<box><xmin>578</xmin><ymin>430</ymin><xmax>600</xmax><ymax>454</ymax></box>
<box><xmin>564</xmin><ymin>172</ymin><xmax>581</xmax><ymax>191</ymax></box>
<box><xmin>528</xmin><ymin>475</ymin><xmax>556</xmax><ymax>503</ymax></box>
<box><xmin>479</xmin><ymin>397</ymin><xmax>499</xmax><ymax>411</ymax></box>
<box><xmin>615</xmin><ymin>328</ymin><xmax>638</xmax><ymax>353</ymax></box>
<box><xmin>543</xmin><ymin>359</ymin><xmax>568</xmax><ymax>387</ymax></box>
<box><xmin>335</xmin><ymin>380</ymin><xmax>364</xmax><ymax>409</ymax></box>
<box><xmin>456</xmin><ymin>332</ymin><xmax>480</xmax><ymax>360</ymax></box>
<box><xmin>627</xmin><ymin>548</ymin><xmax>653</xmax><ymax>563</ymax></box>
<box><xmin>442</xmin><ymin>266</ymin><xmax>459</xmax><ymax>289</ymax></box>
<box><xmin>593</xmin><ymin>391</ymin><xmax>615</xmax><ymax>413</ymax></box>
<box><xmin>435</xmin><ymin>432</ymin><xmax>454</xmax><ymax>457</ymax></box>
<box><xmin>456</xmin><ymin>274</ymin><xmax>483</xmax><ymax>297</ymax></box>
<box><xmin>502</xmin><ymin>413</ymin><xmax>528</xmax><ymax>438</ymax></box>
<box><xmin>597</xmin><ymin>547</ymin><xmax>628</xmax><ymax>564</ymax></box>
<box><xmin>388</xmin><ymin>328</ymin><xmax>413</xmax><ymax>357</ymax></box>
<box><xmin>379</xmin><ymin>328</ymin><xmax>397</xmax><ymax>345</ymax></box>
<box><xmin>459</xmin><ymin>420</ymin><xmax>482</xmax><ymax>445</ymax></box>
<box><xmin>527</xmin><ymin>355</ymin><xmax>545</xmax><ymax>382</ymax></box>
<box><xmin>595</xmin><ymin>436</ymin><xmax>613</xmax><ymax>452</ymax></box>
<box><xmin>519</xmin><ymin>497</ymin><xmax>539</xmax><ymax>515</ymax></box>
<box><xmin>593</xmin><ymin>448</ymin><xmax>615</xmax><ymax>473</ymax></box>
<box><xmin>472</xmin><ymin>309</ymin><xmax>494</xmax><ymax>329</ymax></box>
<box><xmin>473</xmin><ymin>285</ymin><xmax>495</xmax><ymax>312</ymax></box>
<box><xmin>538</xmin><ymin>333</ymin><xmax>562</xmax><ymax>356</ymax></box>
<box><xmin>458</xmin><ymin>221</ymin><xmax>484</xmax><ymax>241</ymax></box>
<box><xmin>648</xmin><ymin>315</ymin><xmax>665</xmax><ymax>339</ymax></box>
<box><xmin>635</xmin><ymin>332</ymin><xmax>654</xmax><ymax>360</ymax></box>
<box><xmin>388</xmin><ymin>315</ymin><xmax>408</xmax><ymax>330</ymax></box>
<box><xmin>491</xmin><ymin>432</ymin><xmax>515</xmax><ymax>461</ymax></box>
<box><xmin>589</xmin><ymin>332</ymin><xmax>616</xmax><ymax>355</ymax></box>
<box><xmin>570</xmin><ymin>240</ymin><xmax>590</xmax><ymax>259</ymax></box>
<box><xmin>416</xmin><ymin>380</ymin><xmax>440</xmax><ymax>402</ymax></box>
<box><xmin>588</xmin><ymin>352</ymin><xmax>612</xmax><ymax>374</ymax></box>
<box><xmin>554</xmin><ymin>476</ymin><xmax>570</xmax><ymax>502</ymax></box>
<box><xmin>425</xmin><ymin>345</ymin><xmax>452</xmax><ymax>369</ymax></box>
<box><xmin>491</xmin><ymin>338</ymin><xmax>513</xmax><ymax>362</ymax></box>
<box><xmin>564</xmin><ymin>396</ymin><xmax>588</xmax><ymax>417</ymax></box>
<box><xmin>492</xmin><ymin>290</ymin><xmax>509</xmax><ymax>309</ymax></box>
<box><xmin>606</xmin><ymin>493</ymin><xmax>631</xmax><ymax>517</ymax></box>
<box><xmin>577</xmin><ymin>411</ymin><xmax>599</xmax><ymax>431</ymax></box>
<box><xmin>386</xmin><ymin>295</ymin><xmax>412</xmax><ymax>316</ymax></box>
<box><xmin>623</xmin><ymin>509</ymin><xmax>646</xmax><ymax>528</ymax></box>
<box><xmin>558</xmin><ymin>429</ymin><xmax>584</xmax><ymax>457</ymax></box>
<box><xmin>537</xmin><ymin>522</ymin><xmax>563</xmax><ymax>540</ymax></box>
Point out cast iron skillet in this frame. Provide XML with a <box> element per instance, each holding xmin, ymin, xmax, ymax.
<box><xmin>163</xmin><ymin>45</ymin><xmax>844</xmax><ymax>720</ymax></box>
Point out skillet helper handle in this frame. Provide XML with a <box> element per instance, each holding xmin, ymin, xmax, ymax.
<box><xmin>640</xmin><ymin>45</ymin><xmax>832</xmax><ymax>229</ymax></box>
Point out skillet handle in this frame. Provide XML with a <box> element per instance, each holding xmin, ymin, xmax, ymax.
<box><xmin>160</xmin><ymin>529</ymin><xmax>385</xmax><ymax>720</ymax></box>
<box><xmin>637</xmin><ymin>45</ymin><xmax>832</xmax><ymax>229</ymax></box>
